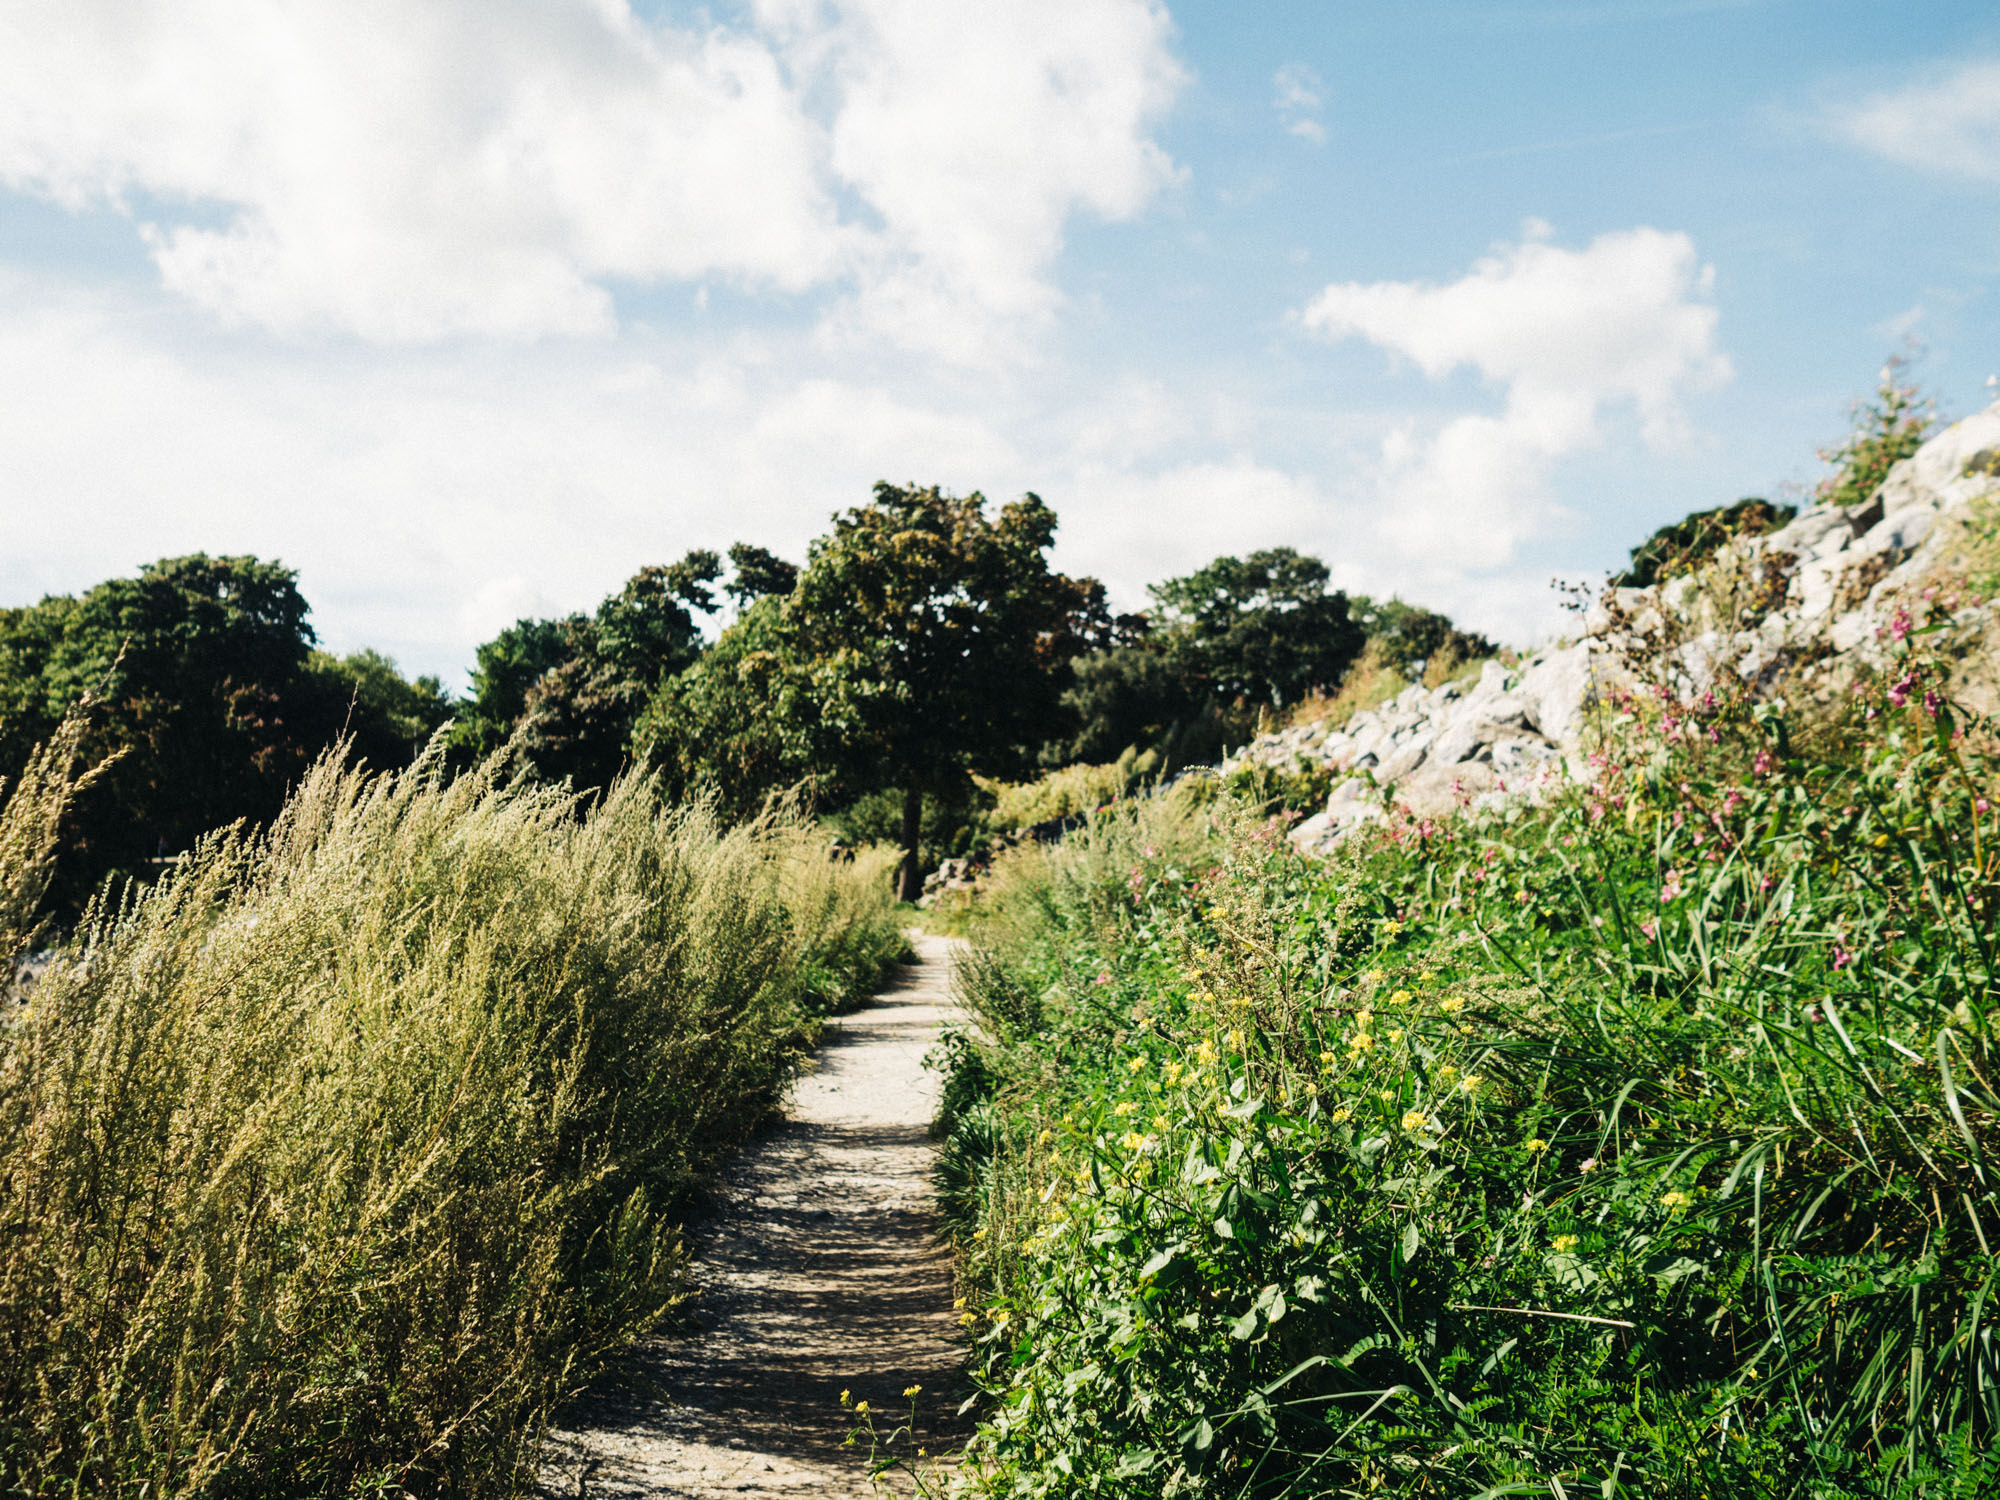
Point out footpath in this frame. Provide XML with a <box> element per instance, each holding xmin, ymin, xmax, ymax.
<box><xmin>542</xmin><ymin>934</ymin><xmax>968</xmax><ymax>1497</ymax></box>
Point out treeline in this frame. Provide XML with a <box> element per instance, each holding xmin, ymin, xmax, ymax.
<box><xmin>0</xmin><ymin>487</ymin><xmax>1490</xmax><ymax>913</ymax></box>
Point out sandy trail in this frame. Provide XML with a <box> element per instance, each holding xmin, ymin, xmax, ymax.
<box><xmin>542</xmin><ymin>934</ymin><xmax>969</xmax><ymax>1498</ymax></box>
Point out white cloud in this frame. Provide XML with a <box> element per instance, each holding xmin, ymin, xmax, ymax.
<box><xmin>0</xmin><ymin>0</ymin><xmax>1183</xmax><ymax>353</ymax></box>
<box><xmin>1298</xmin><ymin>222</ymin><xmax>1729</xmax><ymax>568</ymax></box>
<box><xmin>1273</xmin><ymin>63</ymin><xmax>1327</xmax><ymax>146</ymax></box>
<box><xmin>1829</xmin><ymin>60</ymin><xmax>2000</xmax><ymax>183</ymax></box>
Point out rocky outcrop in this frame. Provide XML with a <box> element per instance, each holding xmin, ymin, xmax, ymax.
<box><xmin>1228</xmin><ymin>401</ymin><xmax>2000</xmax><ymax>856</ymax></box>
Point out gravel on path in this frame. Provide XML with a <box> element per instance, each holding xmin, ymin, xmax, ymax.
<box><xmin>541</xmin><ymin>934</ymin><xmax>969</xmax><ymax>1498</ymax></box>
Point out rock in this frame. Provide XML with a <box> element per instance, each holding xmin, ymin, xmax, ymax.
<box><xmin>1252</xmin><ymin>401</ymin><xmax>2000</xmax><ymax>856</ymax></box>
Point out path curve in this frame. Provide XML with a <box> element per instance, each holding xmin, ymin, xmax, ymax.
<box><xmin>543</xmin><ymin>934</ymin><xmax>968</xmax><ymax>1497</ymax></box>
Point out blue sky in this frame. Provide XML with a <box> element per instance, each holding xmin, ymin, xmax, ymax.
<box><xmin>1</xmin><ymin>0</ymin><xmax>1996</xmax><ymax>684</ymax></box>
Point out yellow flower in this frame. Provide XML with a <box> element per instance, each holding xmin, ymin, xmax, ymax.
<box><xmin>1355</xmin><ymin>1008</ymin><xmax>1374</xmax><ymax>1030</ymax></box>
<box><xmin>1388</xmin><ymin>989</ymin><xmax>1412</xmax><ymax>1006</ymax></box>
<box><xmin>1457</xmin><ymin>1024</ymin><xmax>1476</xmax><ymax>1036</ymax></box>
<box><xmin>1402</xmin><ymin>1110</ymin><xmax>1429</xmax><ymax>1131</ymax></box>
<box><xmin>1329</xmin><ymin>1107</ymin><xmax>1352</xmax><ymax>1123</ymax></box>
<box><xmin>1386</xmin><ymin>1028</ymin><xmax>1403</xmax><ymax>1042</ymax></box>
<box><xmin>1120</xmin><ymin>1130</ymin><xmax>1150</xmax><ymax>1151</ymax></box>
<box><xmin>1382</xmin><ymin>918</ymin><xmax>1404</xmax><ymax>934</ymax></box>
<box><xmin>1227</xmin><ymin>1028</ymin><xmax>1246</xmax><ymax>1050</ymax></box>
<box><xmin>1349</xmin><ymin>1032</ymin><xmax>1375</xmax><ymax>1053</ymax></box>
<box><xmin>1164</xmin><ymin>1062</ymin><xmax>1185</xmax><ymax>1085</ymax></box>
<box><xmin>1460</xmin><ymin>1074</ymin><xmax>1483</xmax><ymax>1095</ymax></box>
<box><xmin>1440</xmin><ymin>996</ymin><xmax>1467</xmax><ymax>1014</ymax></box>
<box><xmin>1152</xmin><ymin>1114</ymin><xmax>1171</xmax><ymax>1132</ymax></box>
<box><xmin>841</xmin><ymin>1389</ymin><xmax>852</xmax><ymax>1406</ymax></box>
<box><xmin>953</xmin><ymin>1297</ymin><xmax>965</xmax><ymax>1309</ymax></box>
<box><xmin>1114</xmin><ymin>1100</ymin><xmax>1140</xmax><ymax>1116</ymax></box>
<box><xmin>1552</xmin><ymin>1234</ymin><xmax>1579</xmax><ymax>1252</ymax></box>
<box><xmin>1660</xmin><ymin>1189</ymin><xmax>1692</xmax><ymax>1210</ymax></box>
<box><xmin>1318</xmin><ymin>1050</ymin><xmax>1339</xmax><ymax>1069</ymax></box>
<box><xmin>1525</xmin><ymin>1138</ymin><xmax>1549</xmax><ymax>1154</ymax></box>
<box><xmin>1435</xmin><ymin>1065</ymin><xmax>1459</xmax><ymax>1087</ymax></box>
<box><xmin>1228</xmin><ymin>994</ymin><xmax>1252</xmax><ymax>1011</ymax></box>
<box><xmin>1378</xmin><ymin>1089</ymin><xmax>1395</xmax><ymax>1103</ymax></box>
<box><xmin>1195</xmin><ymin>1040</ymin><xmax>1219</xmax><ymax>1066</ymax></box>
<box><xmin>1036</xmin><ymin>1128</ymin><xmax>1053</xmax><ymax>1146</ymax></box>
<box><xmin>855</xmin><ymin>1401</ymin><xmax>869</xmax><ymax>1416</ymax></box>
<box><xmin>1126</xmin><ymin>1055</ymin><xmax>1147</xmax><ymax>1074</ymax></box>
<box><xmin>904</xmin><ymin>1384</ymin><xmax>922</xmax><ymax>1398</ymax></box>
<box><xmin>958</xmin><ymin>1311</ymin><xmax>977</xmax><ymax>1326</ymax></box>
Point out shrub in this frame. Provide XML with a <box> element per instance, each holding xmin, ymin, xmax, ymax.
<box><xmin>0</xmin><ymin>743</ymin><xmax>901</xmax><ymax>1497</ymax></box>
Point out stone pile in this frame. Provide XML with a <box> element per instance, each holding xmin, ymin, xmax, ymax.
<box><xmin>1222</xmin><ymin>400</ymin><xmax>2000</xmax><ymax>857</ymax></box>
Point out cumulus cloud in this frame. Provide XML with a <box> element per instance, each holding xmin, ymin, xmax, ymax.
<box><xmin>0</xmin><ymin>0</ymin><xmax>1183</xmax><ymax>351</ymax></box>
<box><xmin>1298</xmin><ymin>222</ymin><xmax>1729</xmax><ymax>568</ymax></box>
<box><xmin>1273</xmin><ymin>63</ymin><xmax>1327</xmax><ymax>145</ymax></box>
<box><xmin>1828</xmin><ymin>60</ymin><xmax>2000</xmax><ymax>183</ymax></box>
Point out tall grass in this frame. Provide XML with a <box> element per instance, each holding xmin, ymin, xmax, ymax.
<box><xmin>0</xmin><ymin>743</ymin><xmax>902</xmax><ymax>1497</ymax></box>
<box><xmin>935</xmin><ymin>600</ymin><xmax>2000</xmax><ymax>1496</ymax></box>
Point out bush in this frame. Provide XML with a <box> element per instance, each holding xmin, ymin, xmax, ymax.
<box><xmin>935</xmin><ymin>593</ymin><xmax>1999</xmax><ymax>1496</ymax></box>
<box><xmin>0</xmin><ymin>742</ymin><xmax>901</xmax><ymax>1497</ymax></box>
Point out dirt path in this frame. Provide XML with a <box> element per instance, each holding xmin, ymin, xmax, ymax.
<box><xmin>542</xmin><ymin>934</ymin><xmax>969</xmax><ymax>1498</ymax></box>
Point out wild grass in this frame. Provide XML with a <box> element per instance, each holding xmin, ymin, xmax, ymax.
<box><xmin>934</xmin><ymin>593</ymin><xmax>2000</xmax><ymax>1496</ymax></box>
<box><xmin>0</xmin><ymin>742</ymin><xmax>901</xmax><ymax>1497</ymax></box>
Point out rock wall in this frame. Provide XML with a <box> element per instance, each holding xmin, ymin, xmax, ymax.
<box><xmin>1223</xmin><ymin>401</ymin><xmax>2000</xmax><ymax>856</ymax></box>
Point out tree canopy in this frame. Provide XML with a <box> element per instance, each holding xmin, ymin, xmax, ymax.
<box><xmin>1148</xmin><ymin>546</ymin><xmax>1365</xmax><ymax>709</ymax></box>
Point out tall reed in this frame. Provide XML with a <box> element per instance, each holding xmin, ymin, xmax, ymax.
<box><xmin>0</xmin><ymin>744</ymin><xmax>900</xmax><ymax>1497</ymax></box>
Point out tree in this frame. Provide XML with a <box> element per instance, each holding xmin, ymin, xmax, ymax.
<box><xmin>1345</xmin><ymin>596</ymin><xmax>1498</xmax><ymax>680</ymax></box>
<box><xmin>782</xmin><ymin>484</ymin><xmax>1104</xmax><ymax>901</ymax></box>
<box><xmin>455</xmin><ymin>552</ymin><xmax>722</xmax><ymax>791</ymax></box>
<box><xmin>0</xmin><ymin>555</ymin><xmax>445</xmax><ymax>918</ymax></box>
<box><xmin>1149</xmin><ymin>547</ymin><xmax>1364</xmax><ymax>709</ymax></box>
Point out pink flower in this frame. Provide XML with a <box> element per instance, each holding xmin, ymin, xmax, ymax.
<box><xmin>1831</xmin><ymin>945</ymin><xmax>1853</xmax><ymax>972</ymax></box>
<box><xmin>1639</xmin><ymin>920</ymin><xmax>1658</xmax><ymax>941</ymax></box>
<box><xmin>1094</xmin><ymin>970</ymin><xmax>1113</xmax><ymax>986</ymax></box>
<box><xmin>1660</xmin><ymin>868</ymin><xmax>1685</xmax><ymax>903</ymax></box>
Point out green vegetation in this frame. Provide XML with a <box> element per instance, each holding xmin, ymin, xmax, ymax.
<box><xmin>0</xmin><ymin>739</ymin><xmax>902</xmax><ymax>1498</ymax></box>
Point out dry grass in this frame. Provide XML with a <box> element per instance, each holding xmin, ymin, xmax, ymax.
<box><xmin>0</xmin><ymin>742</ymin><xmax>901</xmax><ymax>1497</ymax></box>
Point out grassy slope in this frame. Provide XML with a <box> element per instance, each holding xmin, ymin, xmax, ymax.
<box><xmin>933</xmin><ymin>600</ymin><xmax>1999</xmax><ymax>1498</ymax></box>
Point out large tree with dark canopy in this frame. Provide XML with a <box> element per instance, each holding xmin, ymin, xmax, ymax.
<box><xmin>1148</xmin><ymin>546</ymin><xmax>1365</xmax><ymax>709</ymax></box>
<box><xmin>0</xmin><ymin>554</ymin><xmax>445</xmax><ymax>916</ymax></box>
<box><xmin>787</xmin><ymin>484</ymin><xmax>1106</xmax><ymax>899</ymax></box>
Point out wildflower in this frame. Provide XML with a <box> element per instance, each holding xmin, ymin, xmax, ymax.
<box><xmin>1319</xmin><ymin>1050</ymin><xmax>1339</xmax><ymax>1069</ymax></box>
<box><xmin>1460</xmin><ymin>1074</ymin><xmax>1483</xmax><ymax>1095</ymax></box>
<box><xmin>1660</xmin><ymin>868</ymin><xmax>1685</xmax><ymax>903</ymax></box>
<box><xmin>855</xmin><ymin>1401</ymin><xmax>870</xmax><ymax>1416</ymax></box>
<box><xmin>1402</xmin><ymin>1110</ymin><xmax>1429</xmax><ymax>1131</ymax></box>
<box><xmin>1195</xmin><ymin>1040</ymin><xmax>1219</xmax><ymax>1066</ymax></box>
<box><xmin>1036</xmin><ymin>1129</ymin><xmax>1053</xmax><ymax>1146</ymax></box>
<box><xmin>1227</xmin><ymin>1028</ymin><xmax>1246</xmax><ymax>1050</ymax></box>
<box><xmin>1639</xmin><ymin>919</ymin><xmax>1658</xmax><ymax>941</ymax></box>
<box><xmin>1435</xmin><ymin>1065</ymin><xmax>1459</xmax><ymax>1087</ymax></box>
<box><xmin>1120</xmin><ymin>1131</ymin><xmax>1151</xmax><ymax>1152</ymax></box>
<box><xmin>1126</xmin><ymin>1055</ymin><xmax>1147</xmax><ymax>1074</ymax></box>
<box><xmin>841</xmin><ymin>1389</ymin><xmax>852</xmax><ymax>1406</ymax></box>
<box><xmin>1382</xmin><ymin>917</ymin><xmax>1404</xmax><ymax>935</ymax></box>
<box><xmin>1832</xmin><ymin>945</ymin><xmax>1853</xmax><ymax>971</ymax></box>
<box><xmin>1660</xmin><ymin>1190</ymin><xmax>1692</xmax><ymax>1210</ymax></box>
<box><xmin>1114</xmin><ymin>1100</ymin><xmax>1139</xmax><ymax>1117</ymax></box>
<box><xmin>1378</xmin><ymin>1089</ymin><xmax>1395</xmax><ymax>1103</ymax></box>
<box><xmin>904</xmin><ymin>1385</ymin><xmax>922</xmax><ymax>1398</ymax></box>
<box><xmin>1440</xmin><ymin>996</ymin><xmax>1466</xmax><ymax>1014</ymax></box>
<box><xmin>1552</xmin><ymin>1234</ymin><xmax>1580</xmax><ymax>1252</ymax></box>
<box><xmin>1355</xmin><ymin>1008</ymin><xmax>1374</xmax><ymax>1030</ymax></box>
<box><xmin>1525</xmin><ymin>1138</ymin><xmax>1549</xmax><ymax>1154</ymax></box>
<box><xmin>1388</xmin><ymin>988</ymin><xmax>1412</xmax><ymax>1006</ymax></box>
<box><xmin>1386</xmin><ymin>1028</ymin><xmax>1404</xmax><ymax>1042</ymax></box>
<box><xmin>1094</xmin><ymin>970</ymin><xmax>1113</xmax><ymax>986</ymax></box>
<box><xmin>1329</xmin><ymin>1107</ymin><xmax>1352</xmax><ymax>1123</ymax></box>
<box><xmin>1348</xmin><ymin>1032</ymin><xmax>1375</xmax><ymax>1053</ymax></box>
<box><xmin>1152</xmin><ymin>1114</ymin><xmax>1170</xmax><ymax>1132</ymax></box>
<box><xmin>1579</xmin><ymin>1157</ymin><xmax>1597</xmax><ymax>1172</ymax></box>
<box><xmin>1164</xmin><ymin>1061</ymin><xmax>1185</xmax><ymax>1085</ymax></box>
<box><xmin>1457</xmin><ymin>1024</ymin><xmax>1476</xmax><ymax>1036</ymax></box>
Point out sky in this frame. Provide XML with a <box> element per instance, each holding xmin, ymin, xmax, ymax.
<box><xmin>1</xmin><ymin>0</ymin><xmax>1997</xmax><ymax>686</ymax></box>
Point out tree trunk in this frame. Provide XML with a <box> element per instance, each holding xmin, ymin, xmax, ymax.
<box><xmin>896</xmin><ymin>783</ymin><xmax>924</xmax><ymax>904</ymax></box>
